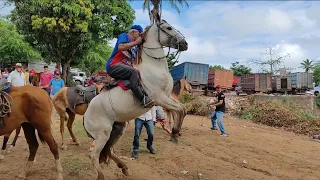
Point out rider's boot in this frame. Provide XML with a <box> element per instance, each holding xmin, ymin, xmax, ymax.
<box><xmin>131</xmin><ymin>86</ymin><xmax>155</xmax><ymax>108</ymax></box>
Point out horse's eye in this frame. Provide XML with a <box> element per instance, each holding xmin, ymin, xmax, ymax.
<box><xmin>167</xmin><ymin>27</ymin><xmax>172</xmax><ymax>30</ymax></box>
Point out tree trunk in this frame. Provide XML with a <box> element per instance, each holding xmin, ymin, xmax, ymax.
<box><xmin>61</xmin><ymin>62</ymin><xmax>70</xmax><ymax>84</ymax></box>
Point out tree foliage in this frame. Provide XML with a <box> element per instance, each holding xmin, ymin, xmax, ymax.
<box><xmin>251</xmin><ymin>45</ymin><xmax>291</xmax><ymax>75</ymax></box>
<box><xmin>313</xmin><ymin>62</ymin><xmax>320</xmax><ymax>85</ymax></box>
<box><xmin>76</xmin><ymin>42</ymin><xmax>112</xmax><ymax>76</ymax></box>
<box><xmin>9</xmin><ymin>0</ymin><xmax>135</xmax><ymax>82</ymax></box>
<box><xmin>137</xmin><ymin>0</ymin><xmax>189</xmax><ymax>14</ymax></box>
<box><xmin>209</xmin><ymin>65</ymin><xmax>226</xmax><ymax>71</ymax></box>
<box><xmin>167</xmin><ymin>53</ymin><xmax>178</xmax><ymax>70</ymax></box>
<box><xmin>0</xmin><ymin>20</ymin><xmax>41</xmax><ymax>63</ymax></box>
<box><xmin>300</xmin><ymin>59</ymin><xmax>314</xmax><ymax>73</ymax></box>
<box><xmin>230</xmin><ymin>62</ymin><xmax>251</xmax><ymax>76</ymax></box>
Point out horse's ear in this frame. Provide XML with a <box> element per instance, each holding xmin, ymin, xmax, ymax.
<box><xmin>184</xmin><ymin>75</ymin><xmax>186</xmax><ymax>79</ymax></box>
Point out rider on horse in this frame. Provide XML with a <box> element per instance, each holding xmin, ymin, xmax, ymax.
<box><xmin>106</xmin><ymin>25</ymin><xmax>155</xmax><ymax>108</ymax></box>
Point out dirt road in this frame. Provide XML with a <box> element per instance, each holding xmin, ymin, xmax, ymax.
<box><xmin>1</xmin><ymin>115</ymin><xmax>319</xmax><ymax>180</ymax></box>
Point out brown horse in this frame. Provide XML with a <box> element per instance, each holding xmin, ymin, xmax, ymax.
<box><xmin>163</xmin><ymin>77</ymin><xmax>192</xmax><ymax>133</ymax></box>
<box><xmin>0</xmin><ymin>84</ymin><xmax>63</xmax><ymax>179</ymax></box>
<box><xmin>52</xmin><ymin>83</ymin><xmax>104</xmax><ymax>150</ymax></box>
<box><xmin>0</xmin><ymin>73</ymin><xmax>42</xmax><ymax>159</ymax></box>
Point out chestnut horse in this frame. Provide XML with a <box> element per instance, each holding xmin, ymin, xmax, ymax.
<box><xmin>0</xmin><ymin>82</ymin><xmax>63</xmax><ymax>179</ymax></box>
<box><xmin>52</xmin><ymin>83</ymin><xmax>104</xmax><ymax>150</ymax></box>
<box><xmin>0</xmin><ymin>74</ymin><xmax>41</xmax><ymax>160</ymax></box>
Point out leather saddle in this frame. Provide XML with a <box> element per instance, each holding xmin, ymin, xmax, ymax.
<box><xmin>75</xmin><ymin>85</ymin><xmax>97</xmax><ymax>94</ymax></box>
<box><xmin>67</xmin><ymin>85</ymin><xmax>98</xmax><ymax>110</ymax></box>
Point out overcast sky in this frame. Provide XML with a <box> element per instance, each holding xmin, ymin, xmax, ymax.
<box><xmin>1</xmin><ymin>1</ymin><xmax>320</xmax><ymax>72</ymax></box>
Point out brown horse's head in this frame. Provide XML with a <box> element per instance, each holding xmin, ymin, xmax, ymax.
<box><xmin>172</xmin><ymin>77</ymin><xmax>192</xmax><ymax>96</ymax></box>
<box><xmin>32</xmin><ymin>73</ymin><xmax>41</xmax><ymax>86</ymax></box>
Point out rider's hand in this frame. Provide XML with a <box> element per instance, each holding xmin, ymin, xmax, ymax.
<box><xmin>135</xmin><ymin>37</ymin><xmax>142</xmax><ymax>45</ymax></box>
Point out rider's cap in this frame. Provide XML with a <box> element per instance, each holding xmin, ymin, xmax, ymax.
<box><xmin>131</xmin><ymin>25</ymin><xmax>143</xmax><ymax>33</ymax></box>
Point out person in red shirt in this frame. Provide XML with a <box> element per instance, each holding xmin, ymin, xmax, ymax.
<box><xmin>39</xmin><ymin>65</ymin><xmax>53</xmax><ymax>95</ymax></box>
<box><xmin>29</xmin><ymin>69</ymin><xmax>36</xmax><ymax>84</ymax></box>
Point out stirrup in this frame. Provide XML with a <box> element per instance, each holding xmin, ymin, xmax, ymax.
<box><xmin>141</xmin><ymin>96</ymin><xmax>155</xmax><ymax>108</ymax></box>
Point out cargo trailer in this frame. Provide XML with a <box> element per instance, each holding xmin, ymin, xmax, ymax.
<box><xmin>271</xmin><ymin>75</ymin><xmax>292</xmax><ymax>93</ymax></box>
<box><xmin>288</xmin><ymin>72</ymin><xmax>313</xmax><ymax>92</ymax></box>
<box><xmin>238</xmin><ymin>73</ymin><xmax>272</xmax><ymax>95</ymax></box>
<box><xmin>207</xmin><ymin>70</ymin><xmax>233</xmax><ymax>89</ymax></box>
<box><xmin>170</xmin><ymin>62</ymin><xmax>209</xmax><ymax>91</ymax></box>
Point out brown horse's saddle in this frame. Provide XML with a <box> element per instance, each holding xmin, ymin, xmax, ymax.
<box><xmin>67</xmin><ymin>85</ymin><xmax>97</xmax><ymax>110</ymax></box>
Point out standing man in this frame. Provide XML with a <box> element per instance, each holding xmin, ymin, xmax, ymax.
<box><xmin>132</xmin><ymin>106</ymin><xmax>156</xmax><ymax>159</ymax></box>
<box><xmin>29</xmin><ymin>68</ymin><xmax>36</xmax><ymax>84</ymax></box>
<box><xmin>208</xmin><ymin>85</ymin><xmax>228</xmax><ymax>136</ymax></box>
<box><xmin>39</xmin><ymin>65</ymin><xmax>53</xmax><ymax>95</ymax></box>
<box><xmin>7</xmin><ymin>63</ymin><xmax>26</xmax><ymax>87</ymax></box>
<box><xmin>44</xmin><ymin>72</ymin><xmax>65</xmax><ymax>98</ymax></box>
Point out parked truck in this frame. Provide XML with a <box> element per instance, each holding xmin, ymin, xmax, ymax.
<box><xmin>207</xmin><ymin>70</ymin><xmax>233</xmax><ymax>89</ymax></box>
<box><xmin>237</xmin><ymin>73</ymin><xmax>272</xmax><ymax>95</ymax></box>
<box><xmin>271</xmin><ymin>75</ymin><xmax>292</xmax><ymax>93</ymax></box>
<box><xmin>205</xmin><ymin>70</ymin><xmax>233</xmax><ymax>96</ymax></box>
<box><xmin>288</xmin><ymin>72</ymin><xmax>313</xmax><ymax>93</ymax></box>
<box><xmin>170</xmin><ymin>62</ymin><xmax>209</xmax><ymax>94</ymax></box>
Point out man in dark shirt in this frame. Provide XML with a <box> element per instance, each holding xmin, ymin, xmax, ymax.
<box><xmin>208</xmin><ymin>85</ymin><xmax>228</xmax><ymax>136</ymax></box>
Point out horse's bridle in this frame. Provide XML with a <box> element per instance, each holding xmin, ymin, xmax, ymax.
<box><xmin>142</xmin><ymin>21</ymin><xmax>185</xmax><ymax>60</ymax></box>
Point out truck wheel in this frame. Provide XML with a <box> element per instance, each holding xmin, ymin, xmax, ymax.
<box><xmin>315</xmin><ymin>91</ymin><xmax>319</xmax><ymax>96</ymax></box>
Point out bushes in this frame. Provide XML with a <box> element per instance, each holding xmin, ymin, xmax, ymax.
<box><xmin>179</xmin><ymin>92</ymin><xmax>211</xmax><ymax>116</ymax></box>
<box><xmin>239</xmin><ymin>101</ymin><xmax>320</xmax><ymax>135</ymax></box>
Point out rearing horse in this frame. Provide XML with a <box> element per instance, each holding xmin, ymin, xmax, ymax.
<box><xmin>83</xmin><ymin>13</ymin><xmax>188</xmax><ymax>179</ymax></box>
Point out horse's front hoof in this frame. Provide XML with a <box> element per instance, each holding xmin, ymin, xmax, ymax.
<box><xmin>61</xmin><ymin>144</ymin><xmax>68</xmax><ymax>150</ymax></box>
<box><xmin>122</xmin><ymin>169</ymin><xmax>131</xmax><ymax>176</ymax></box>
<box><xmin>170</xmin><ymin>136</ymin><xmax>179</xmax><ymax>144</ymax></box>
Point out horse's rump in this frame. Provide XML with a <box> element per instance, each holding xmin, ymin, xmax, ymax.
<box><xmin>67</xmin><ymin>86</ymin><xmax>97</xmax><ymax>110</ymax></box>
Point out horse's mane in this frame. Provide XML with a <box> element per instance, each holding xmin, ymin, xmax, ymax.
<box><xmin>136</xmin><ymin>25</ymin><xmax>152</xmax><ymax>65</ymax></box>
<box><xmin>172</xmin><ymin>79</ymin><xmax>182</xmax><ymax>96</ymax></box>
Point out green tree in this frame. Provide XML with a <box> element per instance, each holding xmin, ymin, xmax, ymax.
<box><xmin>167</xmin><ymin>53</ymin><xmax>178</xmax><ymax>70</ymax></box>
<box><xmin>209</xmin><ymin>65</ymin><xmax>226</xmax><ymax>70</ymax></box>
<box><xmin>76</xmin><ymin>43</ymin><xmax>112</xmax><ymax>76</ymax></box>
<box><xmin>132</xmin><ymin>0</ymin><xmax>188</xmax><ymax>15</ymax></box>
<box><xmin>313</xmin><ymin>62</ymin><xmax>320</xmax><ymax>85</ymax></box>
<box><xmin>8</xmin><ymin>0</ymin><xmax>135</xmax><ymax>82</ymax></box>
<box><xmin>0</xmin><ymin>20</ymin><xmax>41</xmax><ymax>63</ymax></box>
<box><xmin>300</xmin><ymin>59</ymin><xmax>314</xmax><ymax>72</ymax></box>
<box><xmin>230</xmin><ymin>62</ymin><xmax>251</xmax><ymax>76</ymax></box>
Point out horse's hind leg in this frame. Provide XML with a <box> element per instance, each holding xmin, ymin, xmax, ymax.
<box><xmin>38</xmin><ymin>127</ymin><xmax>63</xmax><ymax>180</ymax></box>
<box><xmin>66</xmin><ymin>111</ymin><xmax>79</xmax><ymax>145</ymax></box>
<box><xmin>8</xmin><ymin>126</ymin><xmax>21</xmax><ymax>153</ymax></box>
<box><xmin>86</xmin><ymin>119</ymin><xmax>113</xmax><ymax>180</ymax></box>
<box><xmin>105</xmin><ymin>122</ymin><xmax>129</xmax><ymax>176</ymax></box>
<box><xmin>17</xmin><ymin>123</ymin><xmax>38</xmax><ymax>180</ymax></box>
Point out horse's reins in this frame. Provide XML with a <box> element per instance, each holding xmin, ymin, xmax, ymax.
<box><xmin>141</xmin><ymin>21</ymin><xmax>184</xmax><ymax>61</ymax></box>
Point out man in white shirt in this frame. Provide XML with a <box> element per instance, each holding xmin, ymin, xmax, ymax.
<box><xmin>132</xmin><ymin>106</ymin><xmax>156</xmax><ymax>159</ymax></box>
<box><xmin>7</xmin><ymin>63</ymin><xmax>26</xmax><ymax>87</ymax></box>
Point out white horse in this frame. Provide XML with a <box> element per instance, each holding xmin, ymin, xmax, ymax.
<box><xmin>83</xmin><ymin>13</ymin><xmax>188</xmax><ymax>180</ymax></box>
